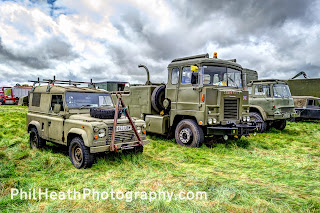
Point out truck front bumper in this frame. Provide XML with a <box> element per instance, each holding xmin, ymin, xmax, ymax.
<box><xmin>207</xmin><ymin>123</ymin><xmax>258</xmax><ymax>137</ymax></box>
<box><xmin>274</xmin><ymin>112</ymin><xmax>300</xmax><ymax>119</ymax></box>
<box><xmin>90</xmin><ymin>139</ymin><xmax>149</xmax><ymax>153</ymax></box>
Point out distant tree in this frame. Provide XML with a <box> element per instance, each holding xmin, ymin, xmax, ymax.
<box><xmin>21</xmin><ymin>84</ymin><xmax>31</xmax><ymax>87</ymax></box>
<box><xmin>15</xmin><ymin>83</ymin><xmax>21</xmax><ymax>86</ymax></box>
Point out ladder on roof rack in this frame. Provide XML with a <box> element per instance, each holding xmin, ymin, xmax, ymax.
<box><xmin>110</xmin><ymin>92</ymin><xmax>143</xmax><ymax>152</ymax></box>
<box><xmin>29</xmin><ymin>76</ymin><xmax>96</xmax><ymax>92</ymax></box>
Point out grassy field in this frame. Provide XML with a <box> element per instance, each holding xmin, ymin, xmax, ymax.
<box><xmin>0</xmin><ymin>105</ymin><xmax>319</xmax><ymax>212</ymax></box>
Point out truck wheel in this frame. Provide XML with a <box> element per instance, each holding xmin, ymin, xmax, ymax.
<box><xmin>249</xmin><ymin>112</ymin><xmax>267</xmax><ymax>133</ymax></box>
<box><xmin>29</xmin><ymin>128</ymin><xmax>46</xmax><ymax>149</ymax></box>
<box><xmin>273</xmin><ymin>120</ymin><xmax>287</xmax><ymax>130</ymax></box>
<box><xmin>151</xmin><ymin>85</ymin><xmax>166</xmax><ymax>113</ymax></box>
<box><xmin>175</xmin><ymin>119</ymin><xmax>204</xmax><ymax>147</ymax></box>
<box><xmin>69</xmin><ymin>137</ymin><xmax>94</xmax><ymax>169</ymax></box>
<box><xmin>90</xmin><ymin>107</ymin><xmax>121</xmax><ymax>119</ymax></box>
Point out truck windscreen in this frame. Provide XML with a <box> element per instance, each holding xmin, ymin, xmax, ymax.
<box><xmin>273</xmin><ymin>84</ymin><xmax>291</xmax><ymax>98</ymax></box>
<box><xmin>203</xmin><ymin>66</ymin><xmax>242</xmax><ymax>88</ymax></box>
<box><xmin>66</xmin><ymin>92</ymin><xmax>114</xmax><ymax>108</ymax></box>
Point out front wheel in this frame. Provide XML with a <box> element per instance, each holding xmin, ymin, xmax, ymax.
<box><xmin>273</xmin><ymin>120</ymin><xmax>287</xmax><ymax>130</ymax></box>
<box><xmin>29</xmin><ymin>128</ymin><xmax>46</xmax><ymax>149</ymax></box>
<box><xmin>69</xmin><ymin>137</ymin><xmax>94</xmax><ymax>169</ymax></box>
<box><xmin>175</xmin><ymin>119</ymin><xmax>204</xmax><ymax>147</ymax></box>
<box><xmin>249</xmin><ymin>112</ymin><xmax>267</xmax><ymax>133</ymax></box>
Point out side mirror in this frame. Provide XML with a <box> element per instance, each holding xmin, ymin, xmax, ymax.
<box><xmin>258</xmin><ymin>85</ymin><xmax>263</xmax><ymax>93</ymax></box>
<box><xmin>53</xmin><ymin>104</ymin><xmax>61</xmax><ymax>113</ymax></box>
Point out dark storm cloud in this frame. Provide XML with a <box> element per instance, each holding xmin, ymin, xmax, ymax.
<box><xmin>104</xmin><ymin>0</ymin><xmax>319</xmax><ymax>81</ymax></box>
<box><xmin>0</xmin><ymin>36</ymin><xmax>78</xmax><ymax>69</ymax></box>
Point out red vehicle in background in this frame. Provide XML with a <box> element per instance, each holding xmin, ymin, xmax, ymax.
<box><xmin>0</xmin><ymin>86</ymin><xmax>32</xmax><ymax>105</ymax></box>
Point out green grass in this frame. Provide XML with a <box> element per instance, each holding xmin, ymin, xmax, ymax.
<box><xmin>0</xmin><ymin>105</ymin><xmax>319</xmax><ymax>212</ymax></box>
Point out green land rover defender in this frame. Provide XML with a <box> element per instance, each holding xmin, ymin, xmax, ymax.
<box><xmin>27</xmin><ymin>82</ymin><xmax>148</xmax><ymax>169</ymax></box>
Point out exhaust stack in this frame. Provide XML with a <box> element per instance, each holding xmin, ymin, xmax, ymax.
<box><xmin>138</xmin><ymin>64</ymin><xmax>151</xmax><ymax>85</ymax></box>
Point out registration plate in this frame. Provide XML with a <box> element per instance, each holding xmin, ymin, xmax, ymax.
<box><xmin>116</xmin><ymin>125</ymin><xmax>132</xmax><ymax>132</ymax></box>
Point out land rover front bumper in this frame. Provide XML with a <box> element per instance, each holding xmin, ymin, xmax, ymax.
<box><xmin>90</xmin><ymin>139</ymin><xmax>149</xmax><ymax>153</ymax></box>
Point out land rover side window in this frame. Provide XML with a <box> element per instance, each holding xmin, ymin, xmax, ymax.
<box><xmin>248</xmin><ymin>87</ymin><xmax>252</xmax><ymax>95</ymax></box>
<box><xmin>66</xmin><ymin>92</ymin><xmax>114</xmax><ymax>108</ymax></box>
<box><xmin>254</xmin><ymin>85</ymin><xmax>271</xmax><ymax>97</ymax></box>
<box><xmin>203</xmin><ymin>74</ymin><xmax>211</xmax><ymax>84</ymax></box>
<box><xmin>181</xmin><ymin>67</ymin><xmax>192</xmax><ymax>84</ymax></box>
<box><xmin>315</xmin><ymin>99</ymin><xmax>320</xmax><ymax>106</ymax></box>
<box><xmin>32</xmin><ymin>93</ymin><xmax>41</xmax><ymax>107</ymax></box>
<box><xmin>50</xmin><ymin>95</ymin><xmax>64</xmax><ymax>111</ymax></box>
<box><xmin>273</xmin><ymin>84</ymin><xmax>291</xmax><ymax>98</ymax></box>
<box><xmin>171</xmin><ymin>68</ymin><xmax>179</xmax><ymax>85</ymax></box>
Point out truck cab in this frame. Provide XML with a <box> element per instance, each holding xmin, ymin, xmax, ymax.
<box><xmin>246</xmin><ymin>79</ymin><xmax>299</xmax><ymax>132</ymax></box>
<box><xmin>116</xmin><ymin>53</ymin><xmax>257</xmax><ymax>147</ymax></box>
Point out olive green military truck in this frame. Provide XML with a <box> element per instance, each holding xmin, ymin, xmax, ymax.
<box><xmin>27</xmin><ymin>79</ymin><xmax>148</xmax><ymax>169</ymax></box>
<box><xmin>243</xmin><ymin>69</ymin><xmax>299</xmax><ymax>132</ymax></box>
<box><xmin>112</xmin><ymin>53</ymin><xmax>257</xmax><ymax>147</ymax></box>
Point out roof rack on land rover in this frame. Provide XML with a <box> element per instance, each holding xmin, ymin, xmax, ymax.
<box><xmin>29</xmin><ymin>76</ymin><xmax>96</xmax><ymax>92</ymax></box>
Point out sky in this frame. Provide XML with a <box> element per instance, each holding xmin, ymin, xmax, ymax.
<box><xmin>0</xmin><ymin>0</ymin><xmax>320</xmax><ymax>86</ymax></box>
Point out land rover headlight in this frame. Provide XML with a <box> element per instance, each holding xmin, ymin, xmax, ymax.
<box><xmin>208</xmin><ymin>118</ymin><xmax>213</xmax><ymax>125</ymax></box>
<box><xmin>246</xmin><ymin>116</ymin><xmax>250</xmax><ymax>122</ymax></box>
<box><xmin>137</xmin><ymin>126</ymin><xmax>142</xmax><ymax>134</ymax></box>
<box><xmin>98</xmin><ymin>129</ymin><xmax>106</xmax><ymax>138</ymax></box>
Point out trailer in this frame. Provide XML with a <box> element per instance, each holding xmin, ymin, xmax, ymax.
<box><xmin>0</xmin><ymin>86</ymin><xmax>32</xmax><ymax>105</ymax></box>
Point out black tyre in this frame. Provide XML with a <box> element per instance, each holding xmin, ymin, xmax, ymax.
<box><xmin>273</xmin><ymin>120</ymin><xmax>287</xmax><ymax>130</ymax></box>
<box><xmin>29</xmin><ymin>128</ymin><xmax>46</xmax><ymax>149</ymax></box>
<box><xmin>69</xmin><ymin>137</ymin><xmax>94</xmax><ymax>169</ymax></box>
<box><xmin>249</xmin><ymin>112</ymin><xmax>267</xmax><ymax>133</ymax></box>
<box><xmin>151</xmin><ymin>85</ymin><xmax>166</xmax><ymax>113</ymax></box>
<box><xmin>90</xmin><ymin>107</ymin><xmax>121</xmax><ymax>119</ymax></box>
<box><xmin>175</xmin><ymin>119</ymin><xmax>204</xmax><ymax>147</ymax></box>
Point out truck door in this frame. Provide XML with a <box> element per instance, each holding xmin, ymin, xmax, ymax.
<box><xmin>166</xmin><ymin>67</ymin><xmax>180</xmax><ymax>112</ymax></box>
<box><xmin>176</xmin><ymin>66</ymin><xmax>200</xmax><ymax>111</ymax></box>
<box><xmin>48</xmin><ymin>95</ymin><xmax>65</xmax><ymax>144</ymax></box>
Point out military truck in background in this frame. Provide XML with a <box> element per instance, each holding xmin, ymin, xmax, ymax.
<box><xmin>245</xmin><ymin>78</ymin><xmax>298</xmax><ymax>132</ymax></box>
<box><xmin>27</xmin><ymin>79</ymin><xmax>148</xmax><ymax>169</ymax></box>
<box><xmin>112</xmin><ymin>53</ymin><xmax>258</xmax><ymax>147</ymax></box>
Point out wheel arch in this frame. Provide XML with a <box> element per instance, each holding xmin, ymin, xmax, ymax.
<box><xmin>67</xmin><ymin>128</ymin><xmax>89</xmax><ymax>147</ymax></box>
<box><xmin>28</xmin><ymin>121</ymin><xmax>41</xmax><ymax>133</ymax></box>
<box><xmin>249</xmin><ymin>106</ymin><xmax>267</xmax><ymax>121</ymax></box>
<box><xmin>171</xmin><ymin>115</ymin><xmax>198</xmax><ymax>133</ymax></box>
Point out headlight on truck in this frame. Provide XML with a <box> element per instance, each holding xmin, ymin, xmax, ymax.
<box><xmin>98</xmin><ymin>129</ymin><xmax>106</xmax><ymax>138</ymax></box>
<box><xmin>242</xmin><ymin>116</ymin><xmax>246</xmax><ymax>122</ymax></box>
<box><xmin>208</xmin><ymin>118</ymin><xmax>217</xmax><ymax>124</ymax></box>
<box><xmin>246</xmin><ymin>116</ymin><xmax>250</xmax><ymax>122</ymax></box>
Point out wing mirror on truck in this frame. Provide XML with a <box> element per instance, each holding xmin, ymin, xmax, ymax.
<box><xmin>53</xmin><ymin>104</ymin><xmax>61</xmax><ymax>113</ymax></box>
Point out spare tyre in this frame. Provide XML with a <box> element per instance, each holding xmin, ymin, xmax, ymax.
<box><xmin>90</xmin><ymin>107</ymin><xmax>121</xmax><ymax>119</ymax></box>
<box><xmin>151</xmin><ymin>85</ymin><xmax>166</xmax><ymax>113</ymax></box>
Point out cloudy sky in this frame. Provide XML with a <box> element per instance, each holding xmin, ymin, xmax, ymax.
<box><xmin>0</xmin><ymin>0</ymin><xmax>319</xmax><ymax>86</ymax></box>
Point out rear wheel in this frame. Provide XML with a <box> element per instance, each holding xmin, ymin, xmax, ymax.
<box><xmin>175</xmin><ymin>119</ymin><xmax>204</xmax><ymax>147</ymax></box>
<box><xmin>273</xmin><ymin>120</ymin><xmax>287</xmax><ymax>130</ymax></box>
<box><xmin>69</xmin><ymin>137</ymin><xmax>94</xmax><ymax>169</ymax></box>
<box><xmin>29</xmin><ymin>128</ymin><xmax>46</xmax><ymax>149</ymax></box>
<box><xmin>249</xmin><ymin>112</ymin><xmax>267</xmax><ymax>133</ymax></box>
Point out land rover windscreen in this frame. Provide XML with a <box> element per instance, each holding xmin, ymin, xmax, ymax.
<box><xmin>66</xmin><ymin>92</ymin><xmax>114</xmax><ymax>108</ymax></box>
